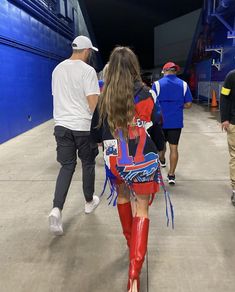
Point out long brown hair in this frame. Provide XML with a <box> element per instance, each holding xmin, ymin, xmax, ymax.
<box><xmin>98</xmin><ymin>47</ymin><xmax>142</xmax><ymax>139</ymax></box>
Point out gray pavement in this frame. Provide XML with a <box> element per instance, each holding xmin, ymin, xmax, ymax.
<box><xmin>0</xmin><ymin>104</ymin><xmax>235</xmax><ymax>292</ymax></box>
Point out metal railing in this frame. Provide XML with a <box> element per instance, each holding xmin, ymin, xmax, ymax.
<box><xmin>197</xmin><ymin>81</ymin><xmax>223</xmax><ymax>107</ymax></box>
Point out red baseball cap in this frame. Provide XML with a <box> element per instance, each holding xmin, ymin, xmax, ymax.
<box><xmin>162</xmin><ymin>62</ymin><xmax>180</xmax><ymax>72</ymax></box>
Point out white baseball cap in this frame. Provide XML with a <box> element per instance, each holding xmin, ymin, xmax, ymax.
<box><xmin>72</xmin><ymin>35</ymin><xmax>98</xmax><ymax>51</ymax></box>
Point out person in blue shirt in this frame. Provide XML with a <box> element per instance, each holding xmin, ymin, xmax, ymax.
<box><xmin>152</xmin><ymin>62</ymin><xmax>192</xmax><ymax>185</ymax></box>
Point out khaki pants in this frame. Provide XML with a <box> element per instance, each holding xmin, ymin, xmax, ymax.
<box><xmin>227</xmin><ymin>124</ymin><xmax>235</xmax><ymax>189</ymax></box>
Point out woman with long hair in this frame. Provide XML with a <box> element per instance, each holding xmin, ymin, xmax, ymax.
<box><xmin>91</xmin><ymin>47</ymin><xmax>166</xmax><ymax>292</ymax></box>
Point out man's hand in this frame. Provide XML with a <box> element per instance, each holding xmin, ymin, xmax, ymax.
<box><xmin>221</xmin><ymin>121</ymin><xmax>230</xmax><ymax>131</ymax></box>
<box><xmin>184</xmin><ymin>102</ymin><xmax>192</xmax><ymax>109</ymax></box>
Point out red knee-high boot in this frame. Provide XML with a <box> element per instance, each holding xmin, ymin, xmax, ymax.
<box><xmin>128</xmin><ymin>217</ymin><xmax>149</xmax><ymax>292</ymax></box>
<box><xmin>117</xmin><ymin>202</ymin><xmax>133</xmax><ymax>248</ymax></box>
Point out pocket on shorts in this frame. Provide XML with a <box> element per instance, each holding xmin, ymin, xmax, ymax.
<box><xmin>228</xmin><ymin>124</ymin><xmax>235</xmax><ymax>133</ymax></box>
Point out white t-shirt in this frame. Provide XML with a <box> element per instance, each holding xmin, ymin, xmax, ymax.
<box><xmin>52</xmin><ymin>59</ymin><xmax>100</xmax><ymax>131</ymax></box>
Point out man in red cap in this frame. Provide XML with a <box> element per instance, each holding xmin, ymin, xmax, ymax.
<box><xmin>152</xmin><ymin>62</ymin><xmax>192</xmax><ymax>185</ymax></box>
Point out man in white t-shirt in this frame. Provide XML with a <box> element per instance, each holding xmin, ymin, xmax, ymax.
<box><xmin>49</xmin><ymin>36</ymin><xmax>100</xmax><ymax>235</ymax></box>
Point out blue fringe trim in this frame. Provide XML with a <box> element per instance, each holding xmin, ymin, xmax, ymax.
<box><xmin>100</xmin><ymin>165</ymin><xmax>118</xmax><ymax>206</ymax></box>
<box><xmin>157</xmin><ymin>165</ymin><xmax>174</xmax><ymax>229</ymax></box>
<box><xmin>100</xmin><ymin>163</ymin><xmax>174</xmax><ymax>228</ymax></box>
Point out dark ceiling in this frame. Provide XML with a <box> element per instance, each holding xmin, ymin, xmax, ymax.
<box><xmin>83</xmin><ymin>0</ymin><xmax>204</xmax><ymax>69</ymax></box>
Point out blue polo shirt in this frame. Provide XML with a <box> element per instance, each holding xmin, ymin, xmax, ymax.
<box><xmin>152</xmin><ymin>75</ymin><xmax>192</xmax><ymax>129</ymax></box>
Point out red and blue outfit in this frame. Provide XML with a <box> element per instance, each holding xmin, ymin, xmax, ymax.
<box><xmin>91</xmin><ymin>81</ymin><xmax>174</xmax><ymax>226</ymax></box>
<box><xmin>91</xmin><ymin>81</ymin><xmax>174</xmax><ymax>292</ymax></box>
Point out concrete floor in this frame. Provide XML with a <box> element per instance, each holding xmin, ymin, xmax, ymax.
<box><xmin>0</xmin><ymin>104</ymin><xmax>235</xmax><ymax>292</ymax></box>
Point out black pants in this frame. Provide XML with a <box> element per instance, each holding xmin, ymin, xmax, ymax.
<box><xmin>148</xmin><ymin>123</ymin><xmax>165</xmax><ymax>152</ymax></box>
<box><xmin>53</xmin><ymin>126</ymin><xmax>98</xmax><ymax>210</ymax></box>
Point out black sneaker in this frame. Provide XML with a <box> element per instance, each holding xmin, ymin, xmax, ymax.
<box><xmin>160</xmin><ymin>159</ymin><xmax>166</xmax><ymax>168</ymax></box>
<box><xmin>167</xmin><ymin>174</ymin><xmax>175</xmax><ymax>185</ymax></box>
<box><xmin>231</xmin><ymin>191</ymin><xmax>235</xmax><ymax>206</ymax></box>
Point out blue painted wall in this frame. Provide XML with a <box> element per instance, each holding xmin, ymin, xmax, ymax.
<box><xmin>191</xmin><ymin>0</ymin><xmax>235</xmax><ymax>88</ymax></box>
<box><xmin>0</xmin><ymin>0</ymin><xmax>96</xmax><ymax>143</ymax></box>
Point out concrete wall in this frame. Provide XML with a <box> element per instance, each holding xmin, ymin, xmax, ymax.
<box><xmin>154</xmin><ymin>9</ymin><xmax>201</xmax><ymax>67</ymax></box>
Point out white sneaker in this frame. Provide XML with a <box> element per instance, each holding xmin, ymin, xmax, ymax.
<box><xmin>48</xmin><ymin>207</ymin><xmax>63</xmax><ymax>235</ymax></box>
<box><xmin>160</xmin><ymin>159</ymin><xmax>166</xmax><ymax>168</ymax></box>
<box><xmin>85</xmin><ymin>195</ymin><xmax>100</xmax><ymax>214</ymax></box>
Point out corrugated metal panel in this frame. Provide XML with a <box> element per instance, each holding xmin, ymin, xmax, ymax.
<box><xmin>37</xmin><ymin>0</ymin><xmax>57</xmax><ymax>11</ymax></box>
<box><xmin>0</xmin><ymin>0</ymin><xmax>92</xmax><ymax>143</ymax></box>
